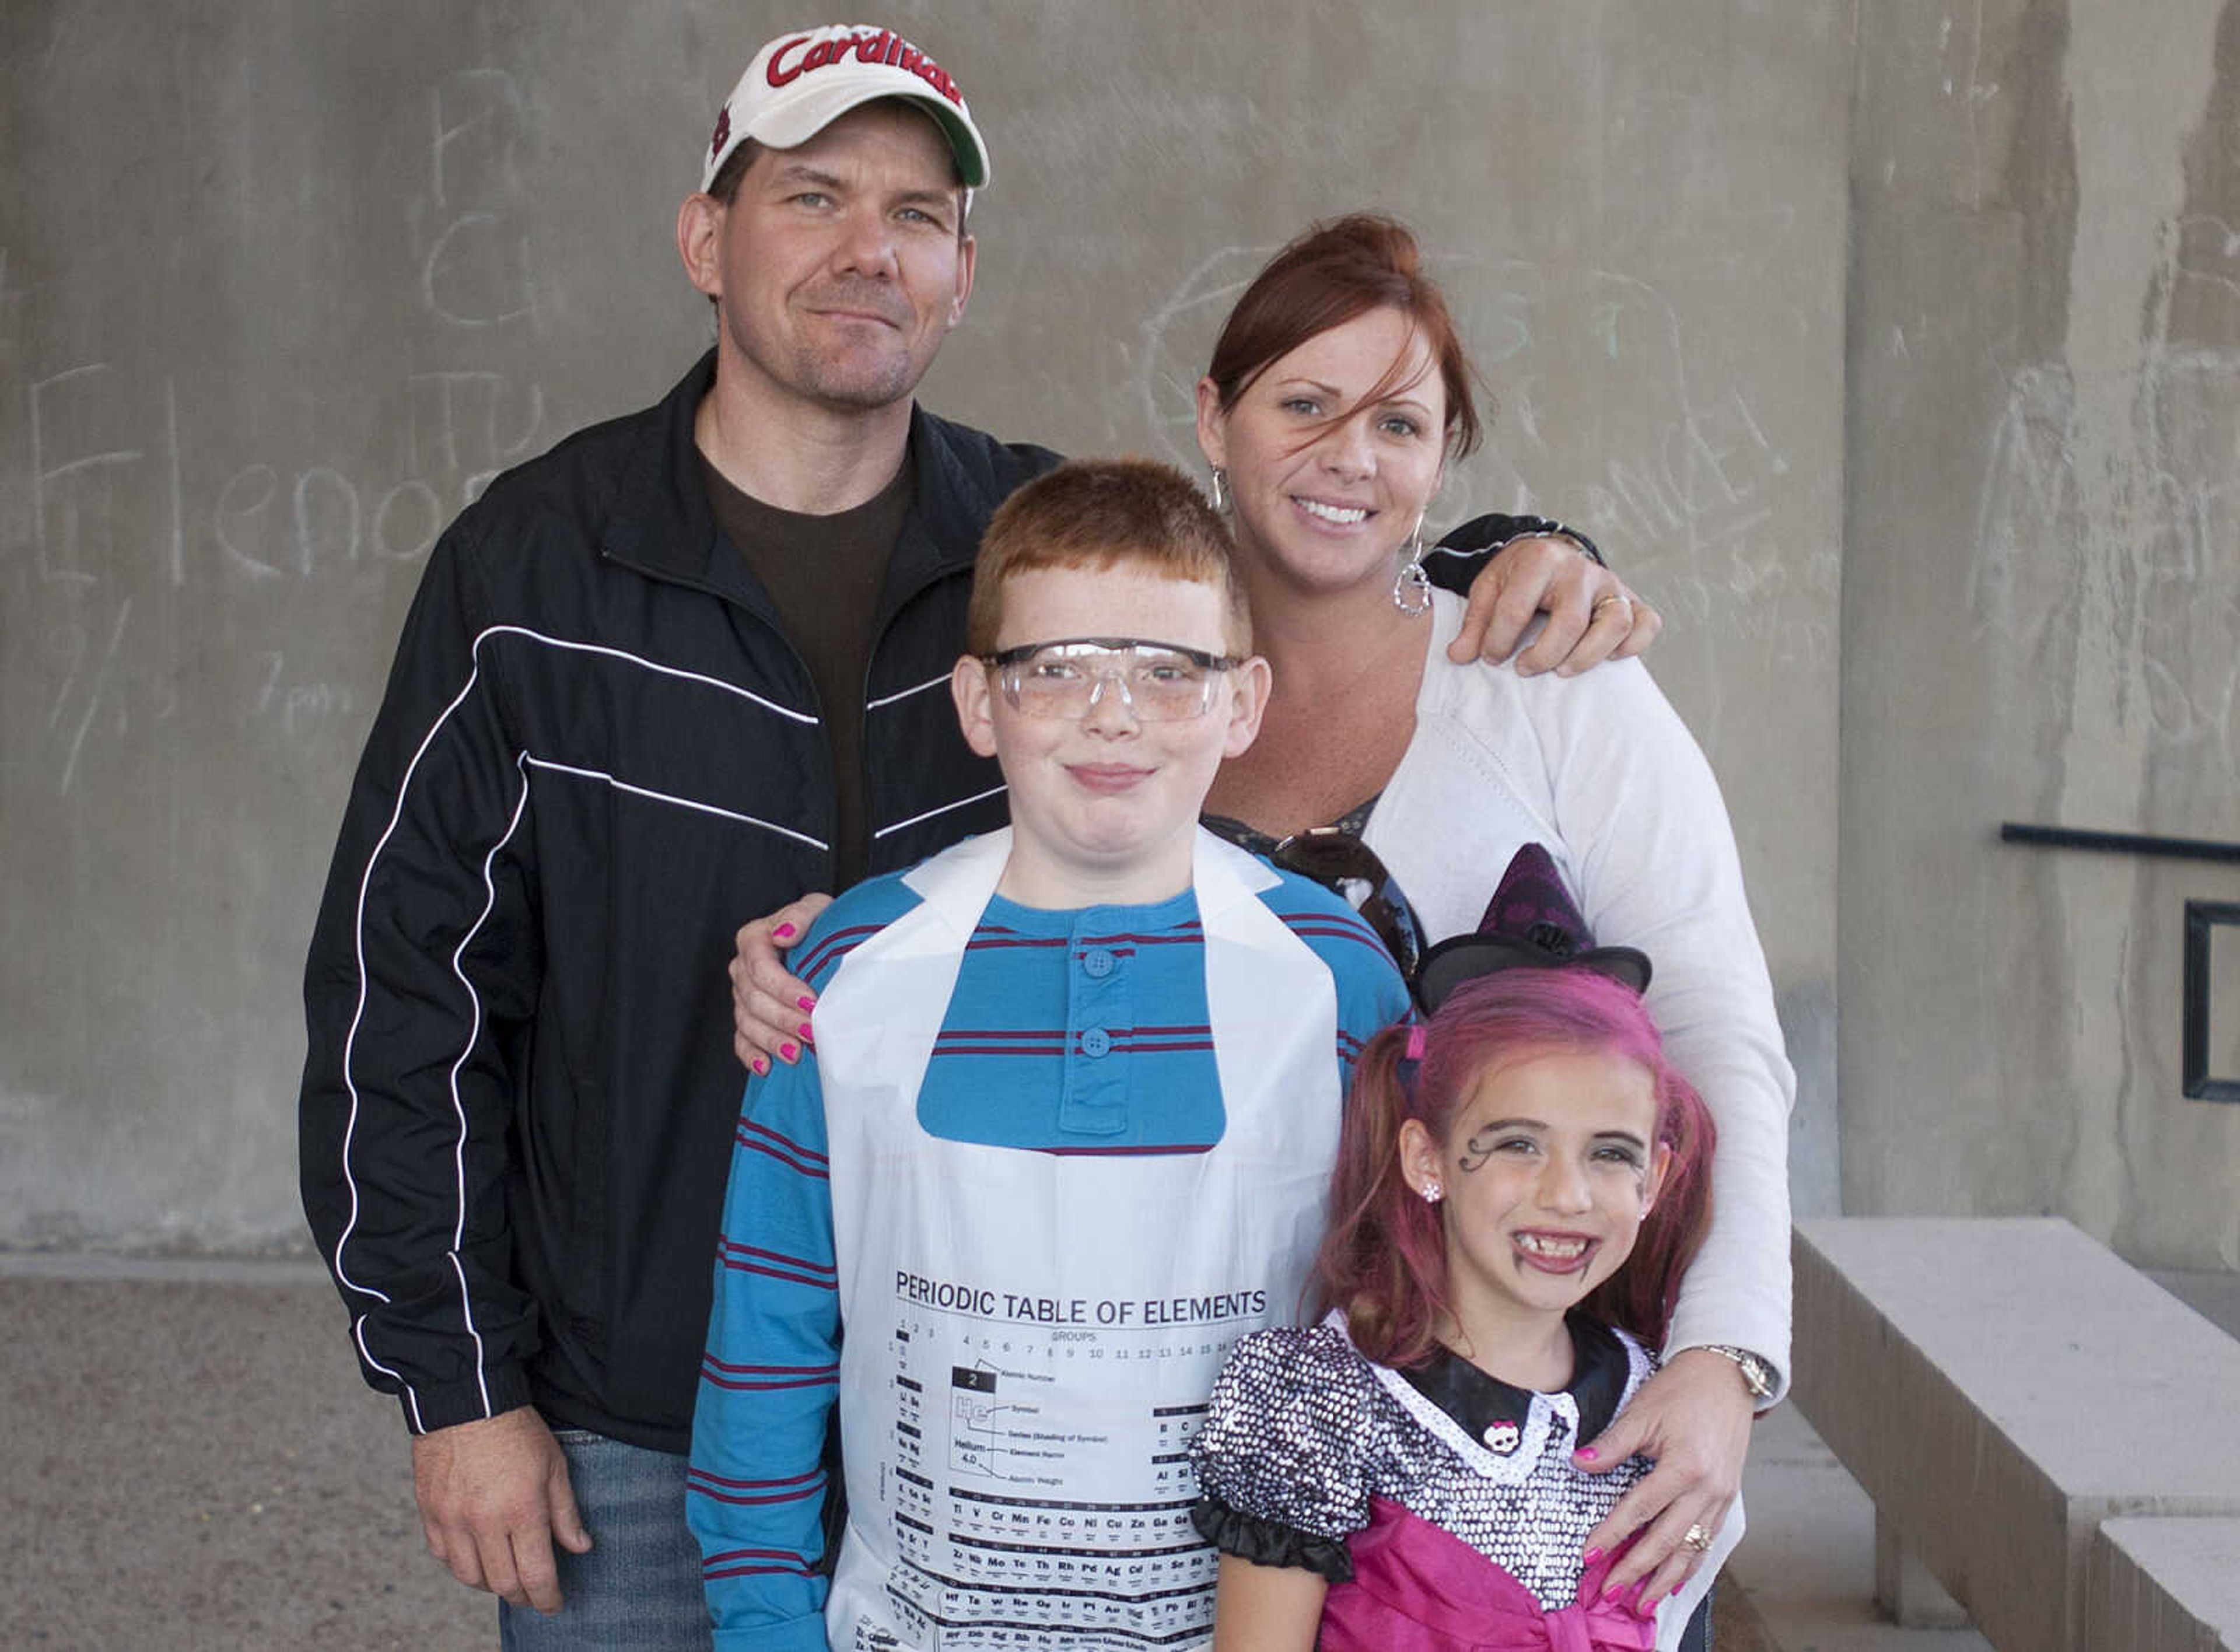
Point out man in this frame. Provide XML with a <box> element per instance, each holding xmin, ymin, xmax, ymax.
<box><xmin>298</xmin><ymin>22</ymin><xmax>1651</xmax><ymax>1649</ymax></box>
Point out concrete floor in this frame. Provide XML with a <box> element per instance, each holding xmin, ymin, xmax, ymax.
<box><xmin>1</xmin><ymin>1257</ymin><xmax>487</xmax><ymax>1652</ymax></box>
<box><xmin>4</xmin><ymin>1254</ymin><xmax>2234</xmax><ymax>1651</ymax></box>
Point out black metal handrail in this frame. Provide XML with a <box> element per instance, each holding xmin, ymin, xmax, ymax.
<box><xmin>1999</xmin><ymin>822</ymin><xmax>2240</xmax><ymax>864</ymax></box>
<box><xmin>1999</xmin><ymin>822</ymin><xmax>2239</xmax><ymax>1102</ymax></box>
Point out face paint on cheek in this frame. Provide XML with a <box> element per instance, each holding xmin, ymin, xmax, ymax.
<box><xmin>1457</xmin><ymin>1128</ymin><xmax>1503</xmax><ymax>1175</ymax></box>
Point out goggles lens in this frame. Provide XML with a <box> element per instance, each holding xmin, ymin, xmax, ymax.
<box><xmin>989</xmin><ymin>638</ymin><xmax>1236</xmax><ymax>722</ymax></box>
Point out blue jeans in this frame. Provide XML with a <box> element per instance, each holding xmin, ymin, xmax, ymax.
<box><xmin>497</xmin><ymin>1429</ymin><xmax>713</xmax><ymax>1652</ymax></box>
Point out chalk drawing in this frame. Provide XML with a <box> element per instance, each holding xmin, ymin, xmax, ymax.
<box><xmin>2174</xmin><ymin>214</ymin><xmax>2240</xmax><ymax>303</ymax></box>
<box><xmin>294</xmin><ymin>466</ymin><xmax>362</xmax><ymax>578</ymax></box>
<box><xmin>421</xmin><ymin>71</ymin><xmax>537</xmax><ymax>330</ymax></box>
<box><xmin>253</xmin><ymin>652</ymin><xmax>286</xmax><ymax>718</ymax></box>
<box><xmin>431</xmin><ymin>69</ymin><xmax>524</xmax><ymax>212</ymax></box>
<box><xmin>1942</xmin><ymin>0</ymin><xmax>1999</xmax><ymax>208</ymax></box>
<box><xmin>56</xmin><ymin>597</ymin><xmax>131</xmax><ymax>796</ymax></box>
<box><xmin>29</xmin><ymin>363</ymin><xmax>139</xmax><ymax>591</ymax></box>
<box><xmin>1973</xmin><ymin>351</ymin><xmax>2240</xmax><ymax>782</ymax></box>
<box><xmin>422</xmin><ymin>214</ymin><xmax>537</xmax><ymax>329</ymax></box>
<box><xmin>409</xmin><ymin>370</ymin><xmax>545</xmax><ymax>479</ymax></box>
<box><xmin>7</xmin><ymin>349</ymin><xmax>544</xmax><ymax>607</ymax></box>
<box><xmin>212</xmin><ymin>463</ymin><xmax>288</xmax><ymax>582</ymax></box>
<box><xmin>281</xmin><ymin>682</ymin><xmax>359</xmax><ymax>738</ymax></box>
<box><xmin>373</xmin><ymin>480</ymin><xmax>444</xmax><ymax>565</ymax></box>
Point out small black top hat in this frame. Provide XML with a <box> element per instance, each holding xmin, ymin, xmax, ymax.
<box><xmin>1410</xmin><ymin>843</ymin><xmax>1652</xmax><ymax>1012</ymax></box>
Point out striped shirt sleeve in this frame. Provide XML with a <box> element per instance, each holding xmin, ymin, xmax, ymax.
<box><xmin>687</xmin><ymin>1039</ymin><xmax>840</xmax><ymax>1650</ymax></box>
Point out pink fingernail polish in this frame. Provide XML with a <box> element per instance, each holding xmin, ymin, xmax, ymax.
<box><xmin>752</xmin><ymin>1058</ymin><xmax>769</xmax><ymax>1077</ymax></box>
<box><xmin>1582</xmin><ymin>1548</ymin><xmax>1604</xmax><ymax>1566</ymax></box>
<box><xmin>797</xmin><ymin>1023</ymin><xmax>813</xmax><ymax>1040</ymax></box>
<box><xmin>774</xmin><ymin>923</ymin><xmax>795</xmax><ymax>940</ymax></box>
<box><xmin>1574</xmin><ymin>1446</ymin><xmax>1598</xmax><ymax>1462</ymax></box>
<box><xmin>1602</xmin><ymin>1586</ymin><xmax>1624</xmax><ymax>1605</ymax></box>
<box><xmin>780</xmin><ymin>1042</ymin><xmax>798</xmax><ymax>1061</ymax></box>
<box><xmin>797</xmin><ymin>996</ymin><xmax>816</xmax><ymax>1011</ymax></box>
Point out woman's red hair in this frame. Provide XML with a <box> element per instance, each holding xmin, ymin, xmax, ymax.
<box><xmin>1315</xmin><ymin>968</ymin><xmax>1715</xmax><ymax>1369</ymax></box>
<box><xmin>1205</xmin><ymin>212</ymin><xmax>1483</xmax><ymax>459</ymax></box>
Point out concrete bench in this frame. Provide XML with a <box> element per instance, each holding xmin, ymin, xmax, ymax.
<box><xmin>1790</xmin><ymin>1217</ymin><xmax>2240</xmax><ymax>1652</ymax></box>
<box><xmin>2088</xmin><ymin>1518</ymin><xmax>2240</xmax><ymax>1652</ymax></box>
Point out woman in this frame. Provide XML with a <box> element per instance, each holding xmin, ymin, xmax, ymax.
<box><xmin>736</xmin><ymin>216</ymin><xmax>1791</xmax><ymax>1628</ymax></box>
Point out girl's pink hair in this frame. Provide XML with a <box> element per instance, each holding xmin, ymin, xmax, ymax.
<box><xmin>1314</xmin><ymin>968</ymin><xmax>1716</xmax><ymax>1368</ymax></box>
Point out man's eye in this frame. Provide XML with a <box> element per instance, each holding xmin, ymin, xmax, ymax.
<box><xmin>1027</xmin><ymin>660</ymin><xmax>1082</xmax><ymax>682</ymax></box>
<box><xmin>1139</xmin><ymin>662</ymin><xmax>1195</xmax><ymax>685</ymax></box>
<box><xmin>792</xmin><ymin>191</ymin><xmax>832</xmax><ymax>208</ymax></box>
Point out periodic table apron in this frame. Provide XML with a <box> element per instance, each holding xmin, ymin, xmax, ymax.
<box><xmin>813</xmin><ymin>828</ymin><xmax>1347</xmax><ymax>1651</ymax></box>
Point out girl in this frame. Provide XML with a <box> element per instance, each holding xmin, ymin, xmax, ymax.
<box><xmin>1190</xmin><ymin>965</ymin><xmax>1730</xmax><ymax>1652</ymax></box>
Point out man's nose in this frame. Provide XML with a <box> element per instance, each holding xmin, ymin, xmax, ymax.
<box><xmin>833</xmin><ymin>209</ymin><xmax>900</xmax><ymax>279</ymax></box>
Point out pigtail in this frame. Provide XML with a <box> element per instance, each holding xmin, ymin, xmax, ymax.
<box><xmin>1582</xmin><ymin>1065</ymin><xmax>1717</xmax><ymax>1349</ymax></box>
<box><xmin>1312</xmin><ymin>1020</ymin><xmax>1454</xmax><ymax>1371</ymax></box>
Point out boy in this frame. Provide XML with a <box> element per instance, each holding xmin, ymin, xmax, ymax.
<box><xmin>687</xmin><ymin>459</ymin><xmax>1409</xmax><ymax>1651</ymax></box>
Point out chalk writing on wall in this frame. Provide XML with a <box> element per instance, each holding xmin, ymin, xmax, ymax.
<box><xmin>1972</xmin><ymin>351</ymin><xmax>2240</xmax><ymax>782</ymax></box>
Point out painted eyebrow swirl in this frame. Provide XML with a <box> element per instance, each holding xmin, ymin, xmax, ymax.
<box><xmin>1457</xmin><ymin>1126</ymin><xmax>1514</xmax><ymax>1174</ymax></box>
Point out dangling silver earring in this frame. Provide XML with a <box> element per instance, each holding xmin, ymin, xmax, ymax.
<box><xmin>1391</xmin><ymin>518</ymin><xmax>1432</xmax><ymax>615</ymax></box>
<box><xmin>1208</xmin><ymin>466</ymin><xmax>1229</xmax><ymax>514</ymax></box>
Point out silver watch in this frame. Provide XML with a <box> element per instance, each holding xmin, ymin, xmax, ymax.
<box><xmin>1700</xmin><ymin>1343</ymin><xmax>1776</xmax><ymax>1401</ymax></box>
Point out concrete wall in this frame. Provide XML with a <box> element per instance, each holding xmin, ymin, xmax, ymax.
<box><xmin>1843</xmin><ymin>0</ymin><xmax>2240</xmax><ymax>1268</ymax></box>
<box><xmin>15</xmin><ymin>0</ymin><xmax>2234</xmax><ymax>1272</ymax></box>
<box><xmin>0</xmin><ymin>1</ymin><xmax>1849</xmax><ymax>1254</ymax></box>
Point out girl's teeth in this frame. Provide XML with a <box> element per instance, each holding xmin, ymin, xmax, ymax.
<box><xmin>1518</xmin><ymin>1234</ymin><xmax>1588</xmax><ymax>1258</ymax></box>
<box><xmin>1298</xmin><ymin>499</ymin><xmax>1367</xmax><ymax>525</ymax></box>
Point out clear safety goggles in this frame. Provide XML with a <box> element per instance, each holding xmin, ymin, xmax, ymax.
<box><xmin>983</xmin><ymin>636</ymin><xmax>1240</xmax><ymax>722</ymax></box>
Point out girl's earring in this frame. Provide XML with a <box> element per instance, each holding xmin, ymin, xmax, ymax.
<box><xmin>1208</xmin><ymin>466</ymin><xmax>1229</xmax><ymax>514</ymax></box>
<box><xmin>1420</xmin><ymin>1181</ymin><xmax>1443</xmax><ymax>1205</ymax></box>
<box><xmin>1391</xmin><ymin>516</ymin><xmax>1432</xmax><ymax>615</ymax></box>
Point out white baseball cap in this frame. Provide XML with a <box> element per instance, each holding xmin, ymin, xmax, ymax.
<box><xmin>701</xmin><ymin>23</ymin><xmax>989</xmax><ymax>194</ymax></box>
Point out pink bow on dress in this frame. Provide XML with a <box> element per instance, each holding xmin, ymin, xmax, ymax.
<box><xmin>1317</xmin><ymin>1497</ymin><xmax>1660</xmax><ymax>1652</ymax></box>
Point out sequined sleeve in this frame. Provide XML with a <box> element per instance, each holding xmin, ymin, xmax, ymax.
<box><xmin>1189</xmin><ymin>1324</ymin><xmax>1374</xmax><ymax>1581</ymax></box>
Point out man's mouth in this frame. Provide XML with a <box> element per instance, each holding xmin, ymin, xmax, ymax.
<box><xmin>804</xmin><ymin>284</ymin><xmax>909</xmax><ymax>328</ymax></box>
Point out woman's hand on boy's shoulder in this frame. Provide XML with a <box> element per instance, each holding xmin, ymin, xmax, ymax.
<box><xmin>732</xmin><ymin>893</ymin><xmax>833</xmax><ymax>1076</ymax></box>
<box><xmin>1451</xmin><ymin>536</ymin><xmax>1662</xmax><ymax>678</ymax></box>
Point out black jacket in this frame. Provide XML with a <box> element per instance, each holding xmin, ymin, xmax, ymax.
<box><xmin>298</xmin><ymin>349</ymin><xmax>1583</xmax><ymax>1451</ymax></box>
<box><xmin>298</xmin><ymin>352</ymin><xmax>1060</xmax><ymax>1450</ymax></box>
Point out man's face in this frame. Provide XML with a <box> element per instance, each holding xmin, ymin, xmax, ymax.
<box><xmin>685</xmin><ymin>102</ymin><xmax>975</xmax><ymax>413</ymax></box>
<box><xmin>950</xmin><ymin>565</ymin><xmax>1268</xmax><ymax>904</ymax></box>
